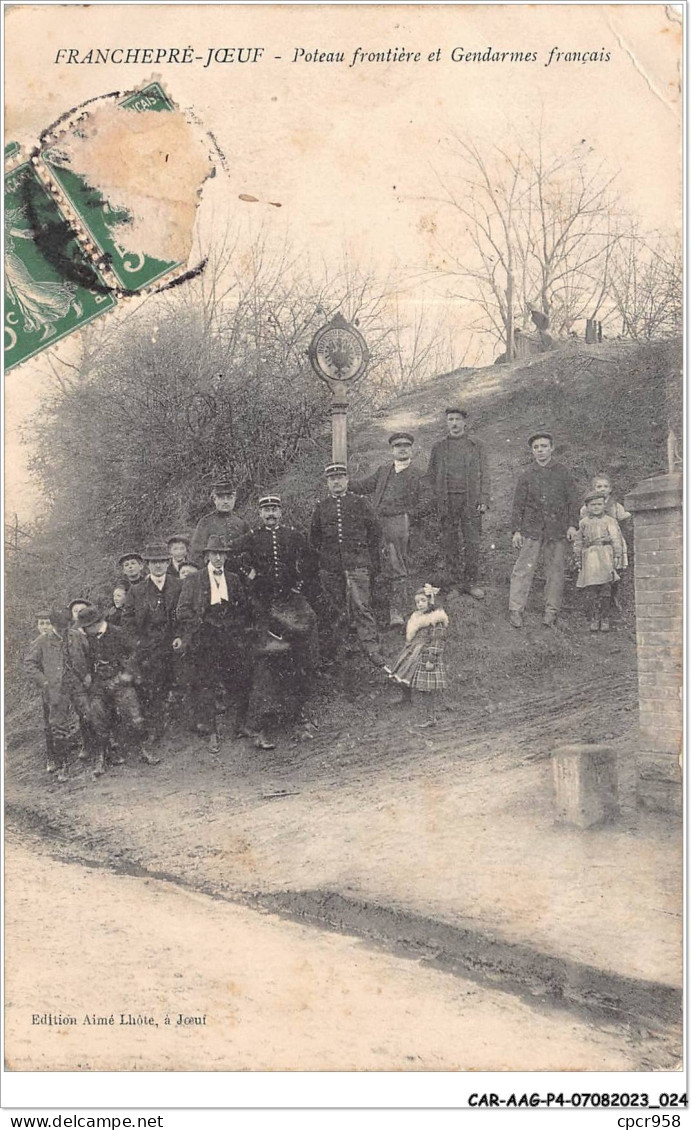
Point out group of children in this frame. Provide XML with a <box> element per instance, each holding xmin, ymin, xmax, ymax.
<box><xmin>574</xmin><ymin>473</ymin><xmax>631</xmax><ymax>632</ymax></box>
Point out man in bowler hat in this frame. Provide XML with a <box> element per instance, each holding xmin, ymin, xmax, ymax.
<box><xmin>351</xmin><ymin>432</ymin><xmax>425</xmax><ymax>627</ymax></box>
<box><xmin>310</xmin><ymin>464</ymin><xmax>385</xmax><ymax>667</ymax></box>
<box><xmin>425</xmin><ymin>407</ymin><xmax>489</xmax><ymax>599</ymax></box>
<box><xmin>174</xmin><ymin>533</ymin><xmax>253</xmax><ymax>752</ymax></box>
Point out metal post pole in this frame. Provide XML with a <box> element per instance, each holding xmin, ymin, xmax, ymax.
<box><xmin>331</xmin><ymin>395</ymin><xmax>348</xmax><ymax>463</ymax></box>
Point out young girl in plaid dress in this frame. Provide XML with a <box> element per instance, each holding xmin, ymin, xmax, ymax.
<box><xmin>388</xmin><ymin>584</ymin><xmax>448</xmax><ymax>726</ymax></box>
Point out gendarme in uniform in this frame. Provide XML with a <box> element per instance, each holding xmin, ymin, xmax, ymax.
<box><xmin>310</xmin><ymin>463</ymin><xmax>384</xmax><ymax>667</ymax></box>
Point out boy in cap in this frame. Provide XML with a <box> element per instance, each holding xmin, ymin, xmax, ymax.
<box><xmin>118</xmin><ymin>552</ymin><xmax>146</xmax><ymax>590</ymax></box>
<box><xmin>190</xmin><ymin>480</ymin><xmax>251</xmax><ymax>568</ymax></box>
<box><xmin>310</xmin><ymin>464</ymin><xmax>385</xmax><ymax>667</ymax></box>
<box><xmin>167</xmin><ymin>534</ymin><xmax>190</xmax><ymax>579</ymax></box>
<box><xmin>122</xmin><ymin>543</ymin><xmax>181</xmax><ymax>753</ymax></box>
<box><xmin>508</xmin><ymin>431</ymin><xmax>580</xmax><ymax>628</ymax></box>
<box><xmin>230</xmin><ymin>495</ymin><xmax>319</xmax><ymax>748</ymax></box>
<box><xmin>175</xmin><ymin>533</ymin><xmax>253</xmax><ymax>752</ymax></box>
<box><xmin>350</xmin><ymin>432</ymin><xmax>426</xmax><ymax>627</ymax></box>
<box><xmin>24</xmin><ymin>609</ymin><xmax>72</xmax><ymax>781</ymax></box>
<box><xmin>71</xmin><ymin>604</ymin><xmax>147</xmax><ymax>777</ymax></box>
<box><xmin>68</xmin><ymin>598</ymin><xmax>90</xmax><ymax>623</ymax></box>
<box><xmin>106</xmin><ymin>584</ymin><xmax>128</xmax><ymax>626</ymax></box>
<box><xmin>425</xmin><ymin>408</ymin><xmax>489</xmax><ymax>600</ymax></box>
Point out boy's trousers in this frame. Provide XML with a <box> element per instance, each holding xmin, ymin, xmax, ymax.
<box><xmin>509</xmin><ymin>536</ymin><xmax>567</xmax><ymax>613</ymax></box>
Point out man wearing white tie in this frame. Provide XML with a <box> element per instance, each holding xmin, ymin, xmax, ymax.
<box><xmin>174</xmin><ymin>534</ymin><xmax>252</xmax><ymax>753</ymax></box>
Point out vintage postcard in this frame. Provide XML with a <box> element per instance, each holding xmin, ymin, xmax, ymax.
<box><xmin>3</xmin><ymin>0</ymin><xmax>684</xmax><ymax>1113</ymax></box>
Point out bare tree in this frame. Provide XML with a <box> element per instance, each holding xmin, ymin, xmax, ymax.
<box><xmin>609</xmin><ymin>227</ymin><xmax>682</xmax><ymax>340</ymax></box>
<box><xmin>430</xmin><ymin>130</ymin><xmax>624</xmax><ymax>354</ymax></box>
<box><xmin>515</xmin><ymin>138</ymin><xmax>621</xmax><ymax>333</ymax></box>
<box><xmin>431</xmin><ymin>136</ymin><xmax>525</xmax><ymax>360</ymax></box>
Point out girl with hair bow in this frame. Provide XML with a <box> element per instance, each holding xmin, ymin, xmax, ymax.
<box><xmin>387</xmin><ymin>583</ymin><xmax>448</xmax><ymax>726</ymax></box>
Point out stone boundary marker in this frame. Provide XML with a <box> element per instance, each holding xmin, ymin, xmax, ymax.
<box><xmin>551</xmin><ymin>744</ymin><xmax>619</xmax><ymax>828</ymax></box>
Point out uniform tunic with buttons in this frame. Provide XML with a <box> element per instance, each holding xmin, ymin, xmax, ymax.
<box><xmin>310</xmin><ymin>492</ymin><xmax>382</xmax><ymax>661</ymax></box>
<box><xmin>230</xmin><ymin>525</ymin><xmax>313</xmax><ymax>602</ymax></box>
<box><xmin>309</xmin><ymin>492</ymin><xmax>381</xmax><ymax>575</ymax></box>
<box><xmin>231</xmin><ymin>523</ymin><xmax>319</xmax><ymax>674</ymax></box>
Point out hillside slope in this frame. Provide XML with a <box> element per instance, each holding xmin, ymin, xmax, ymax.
<box><xmin>275</xmin><ymin>336</ymin><xmax>680</xmax><ymax>733</ymax></box>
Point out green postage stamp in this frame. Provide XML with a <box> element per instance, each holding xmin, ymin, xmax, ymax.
<box><xmin>4</xmin><ymin>160</ymin><xmax>117</xmax><ymax>370</ymax></box>
<box><xmin>5</xmin><ymin>83</ymin><xmax>185</xmax><ymax>371</ymax></box>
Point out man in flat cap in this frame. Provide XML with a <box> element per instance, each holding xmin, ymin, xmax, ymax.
<box><xmin>508</xmin><ymin>431</ymin><xmax>580</xmax><ymax>628</ymax></box>
<box><xmin>190</xmin><ymin>480</ymin><xmax>250</xmax><ymax>569</ymax></box>
<box><xmin>121</xmin><ymin>543</ymin><xmax>181</xmax><ymax>755</ymax></box>
<box><xmin>117</xmin><ymin>551</ymin><xmax>146</xmax><ymax>591</ymax></box>
<box><xmin>174</xmin><ymin>533</ymin><xmax>253</xmax><ymax>752</ymax></box>
<box><xmin>425</xmin><ymin>408</ymin><xmax>489</xmax><ymax>600</ymax></box>
<box><xmin>350</xmin><ymin>432</ymin><xmax>425</xmax><ymax>628</ymax></box>
<box><xmin>229</xmin><ymin>495</ymin><xmax>319</xmax><ymax>748</ymax></box>
<box><xmin>310</xmin><ymin>464</ymin><xmax>385</xmax><ymax>668</ymax></box>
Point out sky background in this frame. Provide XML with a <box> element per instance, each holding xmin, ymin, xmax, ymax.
<box><xmin>4</xmin><ymin>3</ymin><xmax>683</xmax><ymax>518</ymax></box>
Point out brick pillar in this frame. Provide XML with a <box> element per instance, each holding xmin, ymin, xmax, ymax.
<box><xmin>624</xmin><ymin>472</ymin><xmax>683</xmax><ymax>813</ymax></box>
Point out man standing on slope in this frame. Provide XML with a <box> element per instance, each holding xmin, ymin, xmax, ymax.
<box><xmin>508</xmin><ymin>431</ymin><xmax>580</xmax><ymax>628</ymax></box>
<box><xmin>350</xmin><ymin>432</ymin><xmax>426</xmax><ymax>628</ymax></box>
<box><xmin>425</xmin><ymin>407</ymin><xmax>489</xmax><ymax>599</ymax></box>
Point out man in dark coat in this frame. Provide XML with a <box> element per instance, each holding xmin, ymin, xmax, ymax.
<box><xmin>229</xmin><ymin>495</ymin><xmax>319</xmax><ymax>748</ymax></box>
<box><xmin>190</xmin><ymin>480</ymin><xmax>251</xmax><ymax>568</ymax></box>
<box><xmin>122</xmin><ymin>543</ymin><xmax>181</xmax><ymax>753</ymax></box>
<box><xmin>351</xmin><ymin>432</ymin><xmax>426</xmax><ymax>627</ymax></box>
<box><xmin>425</xmin><ymin>407</ymin><xmax>490</xmax><ymax>599</ymax></box>
<box><xmin>71</xmin><ymin>604</ymin><xmax>147</xmax><ymax>778</ymax></box>
<box><xmin>508</xmin><ymin>431</ymin><xmax>580</xmax><ymax>628</ymax></box>
<box><xmin>310</xmin><ymin>463</ymin><xmax>385</xmax><ymax>667</ymax></box>
<box><xmin>174</xmin><ymin>533</ymin><xmax>253</xmax><ymax>752</ymax></box>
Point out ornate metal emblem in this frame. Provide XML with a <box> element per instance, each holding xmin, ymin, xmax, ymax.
<box><xmin>308</xmin><ymin>312</ymin><xmax>370</xmax><ymax>384</ymax></box>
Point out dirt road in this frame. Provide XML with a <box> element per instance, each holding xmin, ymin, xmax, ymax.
<box><xmin>5</xmin><ymin>831</ymin><xmax>663</xmax><ymax>1072</ymax></box>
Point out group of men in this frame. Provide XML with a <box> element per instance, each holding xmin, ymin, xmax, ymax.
<box><xmin>27</xmin><ymin>406</ymin><xmax>585</xmax><ymax>781</ymax></box>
